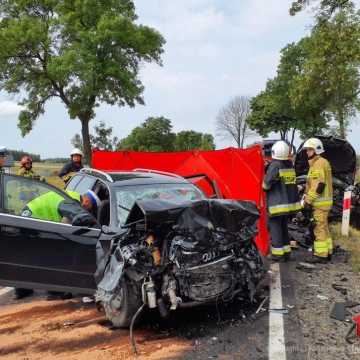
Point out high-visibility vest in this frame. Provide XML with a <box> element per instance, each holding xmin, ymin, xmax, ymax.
<box><xmin>26</xmin><ymin>192</ymin><xmax>66</xmax><ymax>222</ymax></box>
<box><xmin>305</xmin><ymin>156</ymin><xmax>333</xmax><ymax>210</ymax></box>
<box><xmin>263</xmin><ymin>160</ymin><xmax>301</xmax><ymax>217</ymax></box>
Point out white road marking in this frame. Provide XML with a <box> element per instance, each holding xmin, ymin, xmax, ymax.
<box><xmin>0</xmin><ymin>287</ymin><xmax>14</xmax><ymax>297</ymax></box>
<box><xmin>269</xmin><ymin>263</ymin><xmax>287</xmax><ymax>360</ymax></box>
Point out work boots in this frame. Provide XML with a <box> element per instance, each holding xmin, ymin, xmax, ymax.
<box><xmin>305</xmin><ymin>255</ymin><xmax>329</xmax><ymax>264</ymax></box>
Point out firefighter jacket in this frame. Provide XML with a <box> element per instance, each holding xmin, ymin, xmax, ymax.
<box><xmin>305</xmin><ymin>155</ymin><xmax>333</xmax><ymax>210</ymax></box>
<box><xmin>17</xmin><ymin>167</ymin><xmax>40</xmax><ymax>179</ymax></box>
<box><xmin>263</xmin><ymin>159</ymin><xmax>301</xmax><ymax>217</ymax></box>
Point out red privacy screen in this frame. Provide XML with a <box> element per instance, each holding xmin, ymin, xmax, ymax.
<box><xmin>92</xmin><ymin>146</ymin><xmax>269</xmax><ymax>255</ymax></box>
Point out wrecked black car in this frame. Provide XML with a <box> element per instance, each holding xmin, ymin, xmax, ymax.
<box><xmin>289</xmin><ymin>136</ymin><xmax>360</xmax><ymax>245</ymax></box>
<box><xmin>0</xmin><ymin>169</ymin><xmax>264</xmax><ymax>328</ymax></box>
<box><xmin>95</xmin><ymin>198</ymin><xmax>264</xmax><ymax>327</ymax></box>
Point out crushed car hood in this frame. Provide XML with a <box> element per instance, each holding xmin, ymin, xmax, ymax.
<box><xmin>295</xmin><ymin>136</ymin><xmax>357</xmax><ymax>185</ymax></box>
<box><xmin>125</xmin><ymin>199</ymin><xmax>259</xmax><ymax>233</ymax></box>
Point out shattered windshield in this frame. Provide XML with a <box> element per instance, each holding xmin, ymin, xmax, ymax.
<box><xmin>115</xmin><ymin>183</ymin><xmax>205</xmax><ymax>225</ymax></box>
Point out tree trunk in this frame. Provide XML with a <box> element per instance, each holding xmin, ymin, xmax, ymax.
<box><xmin>337</xmin><ymin>110</ymin><xmax>346</xmax><ymax>139</ymax></box>
<box><xmin>290</xmin><ymin>128</ymin><xmax>296</xmax><ymax>148</ymax></box>
<box><xmin>80</xmin><ymin>116</ymin><xmax>92</xmax><ymax>166</ymax></box>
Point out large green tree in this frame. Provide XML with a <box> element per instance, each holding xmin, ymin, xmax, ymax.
<box><xmin>248</xmin><ymin>39</ymin><xmax>328</xmax><ymax>143</ymax></box>
<box><xmin>291</xmin><ymin>7</ymin><xmax>360</xmax><ymax>138</ymax></box>
<box><xmin>118</xmin><ymin>117</ymin><xmax>176</xmax><ymax>152</ymax></box>
<box><xmin>0</xmin><ymin>0</ymin><xmax>165</xmax><ymax>164</ymax></box>
<box><xmin>175</xmin><ymin>130</ymin><xmax>215</xmax><ymax>151</ymax></box>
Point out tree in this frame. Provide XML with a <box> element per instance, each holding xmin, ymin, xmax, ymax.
<box><xmin>118</xmin><ymin>117</ymin><xmax>176</xmax><ymax>152</ymax></box>
<box><xmin>216</xmin><ymin>96</ymin><xmax>255</xmax><ymax>148</ymax></box>
<box><xmin>91</xmin><ymin>121</ymin><xmax>119</xmax><ymax>151</ymax></box>
<box><xmin>248</xmin><ymin>39</ymin><xmax>329</xmax><ymax>143</ymax></box>
<box><xmin>290</xmin><ymin>7</ymin><xmax>360</xmax><ymax>138</ymax></box>
<box><xmin>175</xmin><ymin>131</ymin><xmax>215</xmax><ymax>151</ymax></box>
<box><xmin>71</xmin><ymin>121</ymin><xmax>119</xmax><ymax>151</ymax></box>
<box><xmin>71</xmin><ymin>134</ymin><xmax>83</xmax><ymax>151</ymax></box>
<box><xmin>0</xmin><ymin>1</ymin><xmax>165</xmax><ymax>164</ymax></box>
<box><xmin>290</xmin><ymin>0</ymin><xmax>353</xmax><ymax>17</ymax></box>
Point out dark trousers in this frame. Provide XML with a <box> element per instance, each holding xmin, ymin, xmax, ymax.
<box><xmin>268</xmin><ymin>215</ymin><xmax>290</xmax><ymax>256</ymax></box>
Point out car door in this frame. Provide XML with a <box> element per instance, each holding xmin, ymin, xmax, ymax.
<box><xmin>0</xmin><ymin>173</ymin><xmax>101</xmax><ymax>294</ymax></box>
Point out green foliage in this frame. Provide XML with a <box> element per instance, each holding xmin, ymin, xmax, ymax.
<box><xmin>118</xmin><ymin>117</ymin><xmax>176</xmax><ymax>152</ymax></box>
<box><xmin>290</xmin><ymin>0</ymin><xmax>353</xmax><ymax>17</ymax></box>
<box><xmin>175</xmin><ymin>131</ymin><xmax>215</xmax><ymax>151</ymax></box>
<box><xmin>118</xmin><ymin>117</ymin><xmax>215</xmax><ymax>152</ymax></box>
<box><xmin>248</xmin><ymin>39</ymin><xmax>328</xmax><ymax>141</ymax></box>
<box><xmin>0</xmin><ymin>0</ymin><xmax>165</xmax><ymax>163</ymax></box>
<box><xmin>91</xmin><ymin>121</ymin><xmax>119</xmax><ymax>151</ymax></box>
<box><xmin>291</xmin><ymin>8</ymin><xmax>360</xmax><ymax>138</ymax></box>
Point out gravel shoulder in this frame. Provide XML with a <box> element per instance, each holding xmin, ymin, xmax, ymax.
<box><xmin>291</xmin><ymin>249</ymin><xmax>360</xmax><ymax>360</ymax></box>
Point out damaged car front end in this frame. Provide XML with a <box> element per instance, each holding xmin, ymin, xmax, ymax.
<box><xmin>95</xmin><ymin>199</ymin><xmax>265</xmax><ymax>328</ymax></box>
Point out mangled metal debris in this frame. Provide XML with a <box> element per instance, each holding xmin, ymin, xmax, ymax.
<box><xmin>95</xmin><ymin>199</ymin><xmax>265</xmax><ymax>328</ymax></box>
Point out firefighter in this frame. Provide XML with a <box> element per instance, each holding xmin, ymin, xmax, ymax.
<box><xmin>302</xmin><ymin>138</ymin><xmax>333</xmax><ymax>263</ymax></box>
<box><xmin>0</xmin><ymin>146</ymin><xmax>7</xmax><ymax>171</ymax></box>
<box><xmin>59</xmin><ymin>148</ymin><xmax>84</xmax><ymax>184</ymax></box>
<box><xmin>17</xmin><ymin>155</ymin><xmax>38</xmax><ymax>178</ymax></box>
<box><xmin>263</xmin><ymin>141</ymin><xmax>301</xmax><ymax>262</ymax></box>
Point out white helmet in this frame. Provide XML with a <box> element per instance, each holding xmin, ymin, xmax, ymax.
<box><xmin>271</xmin><ymin>141</ymin><xmax>290</xmax><ymax>160</ymax></box>
<box><xmin>70</xmin><ymin>148</ymin><xmax>84</xmax><ymax>157</ymax></box>
<box><xmin>303</xmin><ymin>138</ymin><xmax>324</xmax><ymax>155</ymax></box>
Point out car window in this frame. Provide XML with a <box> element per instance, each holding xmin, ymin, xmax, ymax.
<box><xmin>115</xmin><ymin>183</ymin><xmax>205</xmax><ymax>225</ymax></box>
<box><xmin>73</xmin><ymin>176</ymin><xmax>96</xmax><ymax>195</ymax></box>
<box><xmin>2</xmin><ymin>175</ymin><xmax>69</xmax><ymax>216</ymax></box>
<box><xmin>66</xmin><ymin>175</ymin><xmax>83</xmax><ymax>191</ymax></box>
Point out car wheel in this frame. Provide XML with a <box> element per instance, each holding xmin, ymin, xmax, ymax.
<box><xmin>103</xmin><ymin>277</ymin><xmax>142</xmax><ymax>328</ymax></box>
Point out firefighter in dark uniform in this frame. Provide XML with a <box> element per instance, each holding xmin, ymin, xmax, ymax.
<box><xmin>59</xmin><ymin>148</ymin><xmax>84</xmax><ymax>184</ymax></box>
<box><xmin>263</xmin><ymin>141</ymin><xmax>301</xmax><ymax>261</ymax></box>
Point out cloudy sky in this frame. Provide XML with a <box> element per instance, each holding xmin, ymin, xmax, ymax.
<box><xmin>1</xmin><ymin>0</ymin><xmax>359</xmax><ymax>157</ymax></box>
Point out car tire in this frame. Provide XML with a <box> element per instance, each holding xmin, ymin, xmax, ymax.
<box><xmin>103</xmin><ymin>276</ymin><xmax>142</xmax><ymax>328</ymax></box>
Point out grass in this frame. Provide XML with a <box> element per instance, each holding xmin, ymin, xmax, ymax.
<box><xmin>331</xmin><ymin>223</ymin><xmax>360</xmax><ymax>273</ymax></box>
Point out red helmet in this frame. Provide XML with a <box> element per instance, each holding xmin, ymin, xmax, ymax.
<box><xmin>21</xmin><ymin>155</ymin><xmax>33</xmax><ymax>166</ymax></box>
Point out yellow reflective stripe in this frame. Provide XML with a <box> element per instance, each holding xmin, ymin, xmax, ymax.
<box><xmin>272</xmin><ymin>247</ymin><xmax>284</xmax><ymax>256</ymax></box>
<box><xmin>313</xmin><ymin>197</ymin><xmax>333</xmax><ymax>208</ymax></box>
<box><xmin>284</xmin><ymin>245</ymin><xmax>291</xmax><ymax>254</ymax></box>
<box><xmin>279</xmin><ymin>168</ymin><xmax>296</xmax><ymax>185</ymax></box>
<box><xmin>314</xmin><ymin>241</ymin><xmax>328</xmax><ymax>252</ymax></box>
<box><xmin>269</xmin><ymin>202</ymin><xmax>302</xmax><ymax>215</ymax></box>
<box><xmin>314</xmin><ymin>241</ymin><xmax>328</xmax><ymax>257</ymax></box>
<box><xmin>307</xmin><ymin>190</ymin><xmax>318</xmax><ymax>200</ymax></box>
<box><xmin>308</xmin><ymin>169</ymin><xmax>324</xmax><ymax>180</ymax></box>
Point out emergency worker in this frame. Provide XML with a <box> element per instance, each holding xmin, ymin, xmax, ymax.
<box><xmin>59</xmin><ymin>148</ymin><xmax>84</xmax><ymax>184</ymax></box>
<box><xmin>302</xmin><ymin>138</ymin><xmax>333</xmax><ymax>263</ymax></box>
<box><xmin>17</xmin><ymin>156</ymin><xmax>39</xmax><ymax>179</ymax></box>
<box><xmin>263</xmin><ymin>141</ymin><xmax>301</xmax><ymax>261</ymax></box>
<box><xmin>21</xmin><ymin>189</ymin><xmax>100</xmax><ymax>223</ymax></box>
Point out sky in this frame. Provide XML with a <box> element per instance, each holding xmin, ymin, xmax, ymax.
<box><xmin>1</xmin><ymin>0</ymin><xmax>359</xmax><ymax>157</ymax></box>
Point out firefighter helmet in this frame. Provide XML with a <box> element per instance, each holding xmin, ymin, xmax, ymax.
<box><xmin>303</xmin><ymin>138</ymin><xmax>324</xmax><ymax>155</ymax></box>
<box><xmin>271</xmin><ymin>141</ymin><xmax>290</xmax><ymax>160</ymax></box>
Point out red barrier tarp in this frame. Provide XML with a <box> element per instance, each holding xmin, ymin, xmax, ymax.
<box><xmin>92</xmin><ymin>147</ymin><xmax>269</xmax><ymax>255</ymax></box>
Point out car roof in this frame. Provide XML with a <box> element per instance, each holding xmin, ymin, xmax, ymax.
<box><xmin>80</xmin><ymin>169</ymin><xmax>190</xmax><ymax>186</ymax></box>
